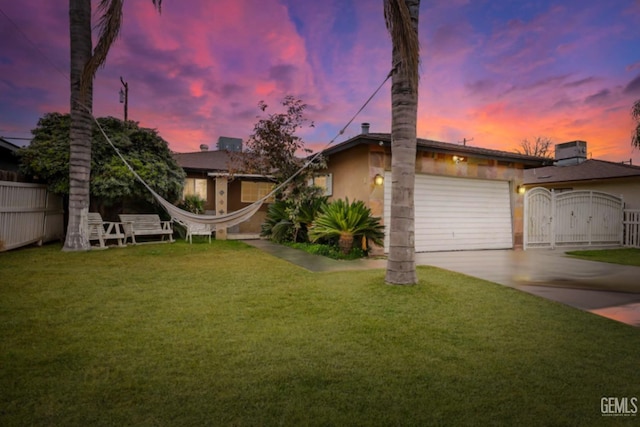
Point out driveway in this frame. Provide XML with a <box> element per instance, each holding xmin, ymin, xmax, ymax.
<box><xmin>414</xmin><ymin>249</ymin><xmax>640</xmax><ymax>327</ymax></box>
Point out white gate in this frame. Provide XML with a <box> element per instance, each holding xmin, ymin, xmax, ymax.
<box><xmin>524</xmin><ymin>188</ymin><xmax>623</xmax><ymax>249</ymax></box>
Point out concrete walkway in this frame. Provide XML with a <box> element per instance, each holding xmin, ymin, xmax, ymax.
<box><xmin>243</xmin><ymin>240</ymin><xmax>640</xmax><ymax>328</ymax></box>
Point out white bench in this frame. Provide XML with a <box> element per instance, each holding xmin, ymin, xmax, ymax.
<box><xmin>88</xmin><ymin>212</ymin><xmax>125</xmax><ymax>248</ymax></box>
<box><xmin>185</xmin><ymin>222</ymin><xmax>213</xmax><ymax>243</ymax></box>
<box><xmin>119</xmin><ymin>214</ymin><xmax>174</xmax><ymax>244</ymax></box>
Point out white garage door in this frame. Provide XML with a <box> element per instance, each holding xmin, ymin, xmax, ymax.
<box><xmin>384</xmin><ymin>173</ymin><xmax>513</xmax><ymax>252</ymax></box>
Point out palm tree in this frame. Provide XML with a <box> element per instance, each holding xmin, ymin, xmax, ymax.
<box><xmin>632</xmin><ymin>99</ymin><xmax>640</xmax><ymax>149</ymax></box>
<box><xmin>308</xmin><ymin>199</ymin><xmax>384</xmax><ymax>255</ymax></box>
<box><xmin>64</xmin><ymin>0</ymin><xmax>162</xmax><ymax>251</ymax></box>
<box><xmin>383</xmin><ymin>0</ymin><xmax>421</xmax><ymax>284</ymax></box>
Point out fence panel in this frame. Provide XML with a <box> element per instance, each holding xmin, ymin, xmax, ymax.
<box><xmin>624</xmin><ymin>210</ymin><xmax>640</xmax><ymax>248</ymax></box>
<box><xmin>0</xmin><ymin>181</ymin><xmax>63</xmax><ymax>251</ymax></box>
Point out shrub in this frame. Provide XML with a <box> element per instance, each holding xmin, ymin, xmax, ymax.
<box><xmin>308</xmin><ymin>198</ymin><xmax>384</xmax><ymax>254</ymax></box>
<box><xmin>178</xmin><ymin>194</ymin><xmax>205</xmax><ymax>214</ymax></box>
<box><xmin>261</xmin><ymin>194</ymin><xmax>328</xmax><ymax>243</ymax></box>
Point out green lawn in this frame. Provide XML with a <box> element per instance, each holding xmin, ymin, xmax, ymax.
<box><xmin>1</xmin><ymin>241</ymin><xmax>639</xmax><ymax>426</ymax></box>
<box><xmin>566</xmin><ymin>248</ymin><xmax>640</xmax><ymax>267</ymax></box>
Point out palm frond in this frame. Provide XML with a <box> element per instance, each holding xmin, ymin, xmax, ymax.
<box><xmin>80</xmin><ymin>0</ymin><xmax>123</xmax><ymax>97</ymax></box>
<box><xmin>384</xmin><ymin>0</ymin><xmax>420</xmax><ymax>91</ymax></box>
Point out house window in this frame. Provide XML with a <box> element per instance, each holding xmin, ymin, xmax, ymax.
<box><xmin>241</xmin><ymin>181</ymin><xmax>275</xmax><ymax>203</ymax></box>
<box><xmin>309</xmin><ymin>173</ymin><xmax>333</xmax><ymax>196</ymax></box>
<box><xmin>183</xmin><ymin>178</ymin><xmax>207</xmax><ymax>201</ymax></box>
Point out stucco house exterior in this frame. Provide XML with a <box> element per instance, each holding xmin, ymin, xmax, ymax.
<box><xmin>321</xmin><ymin>125</ymin><xmax>547</xmax><ymax>252</ymax></box>
<box><xmin>523</xmin><ymin>141</ymin><xmax>640</xmax><ymax>209</ymax></box>
<box><xmin>172</xmin><ymin>147</ymin><xmax>273</xmax><ymax>239</ymax></box>
<box><xmin>173</xmin><ymin>128</ymin><xmax>549</xmax><ymax>250</ymax></box>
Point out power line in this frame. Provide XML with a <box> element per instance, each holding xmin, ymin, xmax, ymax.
<box><xmin>0</xmin><ymin>6</ymin><xmax>69</xmax><ymax>81</ymax></box>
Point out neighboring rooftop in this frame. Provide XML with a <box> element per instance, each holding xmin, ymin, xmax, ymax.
<box><xmin>172</xmin><ymin>150</ymin><xmax>233</xmax><ymax>171</ymax></box>
<box><xmin>524</xmin><ymin>159</ymin><xmax>640</xmax><ymax>185</ymax></box>
<box><xmin>323</xmin><ymin>132</ymin><xmax>549</xmax><ymax>167</ymax></box>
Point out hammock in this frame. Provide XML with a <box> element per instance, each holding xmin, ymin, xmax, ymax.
<box><xmin>93</xmin><ymin>119</ymin><xmax>267</xmax><ymax>230</ymax></box>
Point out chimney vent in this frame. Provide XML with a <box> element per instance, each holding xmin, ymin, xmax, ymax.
<box><xmin>199</xmin><ymin>144</ymin><xmax>209</xmax><ymax>152</ymax></box>
<box><xmin>554</xmin><ymin>141</ymin><xmax>587</xmax><ymax>166</ymax></box>
<box><xmin>361</xmin><ymin>122</ymin><xmax>370</xmax><ymax>134</ymax></box>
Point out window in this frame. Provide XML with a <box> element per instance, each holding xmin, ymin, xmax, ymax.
<box><xmin>309</xmin><ymin>173</ymin><xmax>333</xmax><ymax>196</ymax></box>
<box><xmin>183</xmin><ymin>178</ymin><xmax>207</xmax><ymax>201</ymax></box>
<box><xmin>241</xmin><ymin>181</ymin><xmax>275</xmax><ymax>203</ymax></box>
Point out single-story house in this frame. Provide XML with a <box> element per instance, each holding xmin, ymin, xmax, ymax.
<box><xmin>172</xmin><ymin>145</ymin><xmax>273</xmax><ymax>239</ymax></box>
<box><xmin>321</xmin><ymin>124</ymin><xmax>548</xmax><ymax>252</ymax></box>
<box><xmin>523</xmin><ymin>141</ymin><xmax>640</xmax><ymax>209</ymax></box>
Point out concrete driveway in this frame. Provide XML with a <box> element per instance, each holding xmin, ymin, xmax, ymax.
<box><xmin>414</xmin><ymin>249</ymin><xmax>640</xmax><ymax>327</ymax></box>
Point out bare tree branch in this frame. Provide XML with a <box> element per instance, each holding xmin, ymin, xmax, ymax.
<box><xmin>515</xmin><ymin>136</ymin><xmax>553</xmax><ymax>158</ymax></box>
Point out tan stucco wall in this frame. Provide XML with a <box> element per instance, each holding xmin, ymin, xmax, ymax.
<box><xmin>184</xmin><ymin>173</ymin><xmax>267</xmax><ymax>235</ymax></box>
<box><xmin>325</xmin><ymin>144</ymin><xmax>373</xmax><ymax>203</ymax></box>
<box><xmin>526</xmin><ymin>178</ymin><xmax>640</xmax><ymax>209</ymax></box>
<box><xmin>325</xmin><ymin>145</ymin><xmax>528</xmax><ymax>250</ymax></box>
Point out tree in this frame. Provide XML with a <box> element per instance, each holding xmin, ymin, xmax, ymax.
<box><xmin>240</xmin><ymin>96</ymin><xmax>325</xmax><ymax>189</ymax></box>
<box><xmin>236</xmin><ymin>95</ymin><xmax>327</xmax><ymax>231</ymax></box>
<box><xmin>65</xmin><ymin>0</ymin><xmax>162</xmax><ymax>251</ymax></box>
<box><xmin>632</xmin><ymin>99</ymin><xmax>640</xmax><ymax>149</ymax></box>
<box><xmin>20</xmin><ymin>113</ymin><xmax>185</xmax><ymax>216</ymax></box>
<box><xmin>383</xmin><ymin>0</ymin><xmax>421</xmax><ymax>285</ymax></box>
<box><xmin>516</xmin><ymin>136</ymin><xmax>553</xmax><ymax>158</ymax></box>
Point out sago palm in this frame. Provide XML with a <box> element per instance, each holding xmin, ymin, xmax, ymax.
<box><xmin>308</xmin><ymin>199</ymin><xmax>384</xmax><ymax>255</ymax></box>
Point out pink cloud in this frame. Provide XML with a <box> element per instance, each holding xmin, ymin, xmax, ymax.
<box><xmin>1</xmin><ymin>0</ymin><xmax>638</xmax><ymax>168</ymax></box>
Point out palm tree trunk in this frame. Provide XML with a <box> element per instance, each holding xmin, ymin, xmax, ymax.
<box><xmin>339</xmin><ymin>232</ymin><xmax>354</xmax><ymax>255</ymax></box>
<box><xmin>64</xmin><ymin>0</ymin><xmax>93</xmax><ymax>251</ymax></box>
<box><xmin>385</xmin><ymin>0</ymin><xmax>420</xmax><ymax>285</ymax></box>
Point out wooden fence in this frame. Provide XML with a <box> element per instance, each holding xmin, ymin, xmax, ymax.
<box><xmin>0</xmin><ymin>181</ymin><xmax>64</xmax><ymax>251</ymax></box>
<box><xmin>624</xmin><ymin>210</ymin><xmax>640</xmax><ymax>248</ymax></box>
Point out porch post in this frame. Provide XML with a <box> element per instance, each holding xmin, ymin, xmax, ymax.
<box><xmin>215</xmin><ymin>176</ymin><xmax>228</xmax><ymax>240</ymax></box>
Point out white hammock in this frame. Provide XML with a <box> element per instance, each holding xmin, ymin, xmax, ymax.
<box><xmin>94</xmin><ymin>119</ymin><xmax>266</xmax><ymax>230</ymax></box>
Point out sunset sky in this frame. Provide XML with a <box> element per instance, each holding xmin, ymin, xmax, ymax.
<box><xmin>1</xmin><ymin>0</ymin><xmax>640</xmax><ymax>163</ymax></box>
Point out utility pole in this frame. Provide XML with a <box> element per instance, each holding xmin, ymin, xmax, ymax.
<box><xmin>119</xmin><ymin>76</ymin><xmax>128</xmax><ymax>121</ymax></box>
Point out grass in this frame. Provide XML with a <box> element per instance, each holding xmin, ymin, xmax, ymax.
<box><xmin>1</xmin><ymin>241</ymin><xmax>639</xmax><ymax>426</ymax></box>
<box><xmin>566</xmin><ymin>248</ymin><xmax>640</xmax><ymax>267</ymax></box>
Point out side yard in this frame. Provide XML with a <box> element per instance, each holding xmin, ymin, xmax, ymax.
<box><xmin>1</xmin><ymin>241</ymin><xmax>639</xmax><ymax>425</ymax></box>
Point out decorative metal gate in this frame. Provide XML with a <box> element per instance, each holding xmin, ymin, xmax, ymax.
<box><xmin>524</xmin><ymin>188</ymin><xmax>623</xmax><ymax>249</ymax></box>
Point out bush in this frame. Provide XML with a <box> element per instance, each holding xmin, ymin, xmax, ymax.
<box><xmin>308</xmin><ymin>198</ymin><xmax>384</xmax><ymax>254</ymax></box>
<box><xmin>178</xmin><ymin>194</ymin><xmax>205</xmax><ymax>214</ymax></box>
<box><xmin>261</xmin><ymin>194</ymin><xmax>328</xmax><ymax>243</ymax></box>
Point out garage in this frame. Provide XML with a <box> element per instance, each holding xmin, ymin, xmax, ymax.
<box><xmin>384</xmin><ymin>173</ymin><xmax>513</xmax><ymax>252</ymax></box>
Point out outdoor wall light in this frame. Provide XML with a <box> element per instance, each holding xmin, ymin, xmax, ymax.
<box><xmin>374</xmin><ymin>174</ymin><xmax>384</xmax><ymax>186</ymax></box>
<box><xmin>517</xmin><ymin>185</ymin><xmax>526</xmax><ymax>195</ymax></box>
<box><xmin>453</xmin><ymin>155</ymin><xmax>465</xmax><ymax>164</ymax></box>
